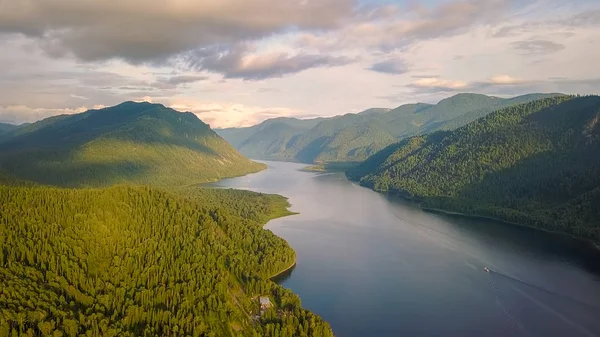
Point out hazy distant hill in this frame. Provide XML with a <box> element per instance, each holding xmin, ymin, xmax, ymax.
<box><xmin>0</xmin><ymin>101</ymin><xmax>264</xmax><ymax>187</ymax></box>
<box><xmin>0</xmin><ymin>122</ymin><xmax>20</xmax><ymax>138</ymax></box>
<box><xmin>347</xmin><ymin>95</ymin><xmax>600</xmax><ymax>240</ymax></box>
<box><xmin>218</xmin><ymin>93</ymin><xmax>563</xmax><ymax>163</ymax></box>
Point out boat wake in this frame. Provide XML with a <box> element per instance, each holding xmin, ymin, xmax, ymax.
<box><xmin>489</xmin><ymin>270</ymin><xmax>600</xmax><ymax>312</ymax></box>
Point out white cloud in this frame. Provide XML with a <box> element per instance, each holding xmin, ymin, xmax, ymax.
<box><xmin>413</xmin><ymin>77</ymin><xmax>469</xmax><ymax>90</ymax></box>
<box><xmin>0</xmin><ymin>105</ymin><xmax>106</xmax><ymax>124</ymax></box>
<box><xmin>0</xmin><ymin>0</ymin><xmax>599</xmax><ymax>128</ymax></box>
<box><xmin>167</xmin><ymin>99</ymin><xmax>302</xmax><ymax>128</ymax></box>
<box><xmin>490</xmin><ymin>75</ymin><xmax>525</xmax><ymax>85</ymax></box>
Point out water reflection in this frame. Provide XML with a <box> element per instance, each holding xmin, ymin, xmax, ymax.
<box><xmin>211</xmin><ymin>160</ymin><xmax>600</xmax><ymax>337</ymax></box>
<box><xmin>271</xmin><ymin>264</ymin><xmax>296</xmax><ymax>283</ymax></box>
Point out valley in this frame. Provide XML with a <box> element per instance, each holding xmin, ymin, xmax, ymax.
<box><xmin>218</xmin><ymin>93</ymin><xmax>562</xmax><ymax>164</ymax></box>
<box><xmin>2</xmin><ymin>94</ymin><xmax>600</xmax><ymax>337</ymax></box>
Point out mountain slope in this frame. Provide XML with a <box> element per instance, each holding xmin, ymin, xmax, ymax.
<box><xmin>348</xmin><ymin>95</ymin><xmax>600</xmax><ymax>240</ymax></box>
<box><xmin>219</xmin><ymin>93</ymin><xmax>563</xmax><ymax>163</ymax></box>
<box><xmin>0</xmin><ymin>122</ymin><xmax>22</xmax><ymax>141</ymax></box>
<box><xmin>0</xmin><ymin>101</ymin><xmax>264</xmax><ymax>187</ymax></box>
<box><xmin>0</xmin><ymin>122</ymin><xmax>18</xmax><ymax>134</ymax></box>
<box><xmin>0</xmin><ymin>185</ymin><xmax>333</xmax><ymax>337</ymax></box>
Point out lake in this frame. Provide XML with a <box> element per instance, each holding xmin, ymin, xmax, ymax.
<box><xmin>211</xmin><ymin>160</ymin><xmax>600</xmax><ymax>337</ymax></box>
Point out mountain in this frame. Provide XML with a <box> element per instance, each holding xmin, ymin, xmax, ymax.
<box><xmin>0</xmin><ymin>185</ymin><xmax>333</xmax><ymax>337</ymax></box>
<box><xmin>358</xmin><ymin>108</ymin><xmax>392</xmax><ymax>115</ymax></box>
<box><xmin>0</xmin><ymin>122</ymin><xmax>19</xmax><ymax>134</ymax></box>
<box><xmin>218</xmin><ymin>93</ymin><xmax>563</xmax><ymax>163</ymax></box>
<box><xmin>0</xmin><ymin>122</ymin><xmax>21</xmax><ymax>140</ymax></box>
<box><xmin>347</xmin><ymin>95</ymin><xmax>600</xmax><ymax>241</ymax></box>
<box><xmin>0</xmin><ymin>101</ymin><xmax>265</xmax><ymax>187</ymax></box>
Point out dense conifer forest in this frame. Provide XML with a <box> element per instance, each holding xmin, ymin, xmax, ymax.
<box><xmin>348</xmin><ymin>96</ymin><xmax>600</xmax><ymax>241</ymax></box>
<box><xmin>0</xmin><ymin>102</ymin><xmax>334</xmax><ymax>336</ymax></box>
<box><xmin>0</xmin><ymin>185</ymin><xmax>333</xmax><ymax>337</ymax></box>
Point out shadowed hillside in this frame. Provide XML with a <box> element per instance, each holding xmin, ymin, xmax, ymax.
<box><xmin>0</xmin><ymin>102</ymin><xmax>265</xmax><ymax>187</ymax></box>
<box><xmin>218</xmin><ymin>93</ymin><xmax>563</xmax><ymax>163</ymax></box>
<box><xmin>348</xmin><ymin>95</ymin><xmax>600</xmax><ymax>240</ymax></box>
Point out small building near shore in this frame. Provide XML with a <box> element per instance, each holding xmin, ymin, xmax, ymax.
<box><xmin>259</xmin><ymin>296</ymin><xmax>273</xmax><ymax>310</ymax></box>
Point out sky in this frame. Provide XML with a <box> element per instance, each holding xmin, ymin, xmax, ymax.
<box><xmin>0</xmin><ymin>0</ymin><xmax>599</xmax><ymax>128</ymax></box>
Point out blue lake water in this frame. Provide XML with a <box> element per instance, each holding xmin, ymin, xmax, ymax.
<box><xmin>212</xmin><ymin>161</ymin><xmax>600</xmax><ymax>337</ymax></box>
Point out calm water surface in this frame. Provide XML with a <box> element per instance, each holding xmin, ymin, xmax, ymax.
<box><xmin>212</xmin><ymin>161</ymin><xmax>600</xmax><ymax>337</ymax></box>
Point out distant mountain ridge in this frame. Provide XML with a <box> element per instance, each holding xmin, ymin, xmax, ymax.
<box><xmin>0</xmin><ymin>122</ymin><xmax>21</xmax><ymax>137</ymax></box>
<box><xmin>218</xmin><ymin>93</ymin><xmax>563</xmax><ymax>163</ymax></box>
<box><xmin>347</xmin><ymin>95</ymin><xmax>600</xmax><ymax>241</ymax></box>
<box><xmin>0</xmin><ymin>101</ymin><xmax>264</xmax><ymax>187</ymax></box>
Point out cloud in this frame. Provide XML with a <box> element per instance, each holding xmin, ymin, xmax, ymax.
<box><xmin>489</xmin><ymin>75</ymin><xmax>524</xmax><ymax>85</ymax></box>
<box><xmin>410</xmin><ymin>77</ymin><xmax>469</xmax><ymax>91</ymax></box>
<box><xmin>152</xmin><ymin>75</ymin><xmax>208</xmax><ymax>89</ymax></box>
<box><xmin>159</xmin><ymin>75</ymin><xmax>207</xmax><ymax>86</ymax></box>
<box><xmin>0</xmin><ymin>104</ymin><xmax>105</xmax><ymax>124</ymax></box>
<box><xmin>411</xmin><ymin>74</ymin><xmax>441</xmax><ymax>79</ymax></box>
<box><xmin>369</xmin><ymin>59</ymin><xmax>408</xmax><ymax>75</ymax></box>
<box><xmin>0</xmin><ymin>0</ymin><xmax>356</xmax><ymax>65</ymax></box>
<box><xmin>1</xmin><ymin>0</ymin><xmax>600</xmax><ymax>128</ymax></box>
<box><xmin>403</xmin><ymin>74</ymin><xmax>529</xmax><ymax>95</ymax></box>
<box><xmin>512</xmin><ymin>40</ymin><xmax>565</xmax><ymax>55</ymax></box>
<box><xmin>257</xmin><ymin>88</ymin><xmax>281</xmax><ymax>93</ymax></box>
<box><xmin>185</xmin><ymin>44</ymin><xmax>352</xmax><ymax>80</ymax></box>
<box><xmin>494</xmin><ymin>9</ymin><xmax>600</xmax><ymax>38</ymax></box>
<box><xmin>168</xmin><ymin>98</ymin><xmax>302</xmax><ymax>128</ymax></box>
<box><xmin>295</xmin><ymin>0</ymin><xmax>509</xmax><ymax>52</ymax></box>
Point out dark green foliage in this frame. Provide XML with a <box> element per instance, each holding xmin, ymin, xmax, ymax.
<box><xmin>348</xmin><ymin>96</ymin><xmax>600</xmax><ymax>241</ymax></box>
<box><xmin>218</xmin><ymin>93</ymin><xmax>563</xmax><ymax>163</ymax></box>
<box><xmin>0</xmin><ymin>102</ymin><xmax>264</xmax><ymax>187</ymax></box>
<box><xmin>0</xmin><ymin>185</ymin><xmax>333</xmax><ymax>337</ymax></box>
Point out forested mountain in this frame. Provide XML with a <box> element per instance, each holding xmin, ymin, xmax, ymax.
<box><xmin>0</xmin><ymin>185</ymin><xmax>333</xmax><ymax>337</ymax></box>
<box><xmin>0</xmin><ymin>122</ymin><xmax>19</xmax><ymax>134</ymax></box>
<box><xmin>0</xmin><ymin>102</ymin><xmax>264</xmax><ymax>187</ymax></box>
<box><xmin>218</xmin><ymin>93</ymin><xmax>562</xmax><ymax>163</ymax></box>
<box><xmin>0</xmin><ymin>123</ymin><xmax>21</xmax><ymax>140</ymax></box>
<box><xmin>347</xmin><ymin>95</ymin><xmax>600</xmax><ymax>241</ymax></box>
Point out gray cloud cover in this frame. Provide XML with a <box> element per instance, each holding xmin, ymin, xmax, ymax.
<box><xmin>369</xmin><ymin>59</ymin><xmax>408</xmax><ymax>75</ymax></box>
<box><xmin>294</xmin><ymin>0</ymin><xmax>510</xmax><ymax>55</ymax></box>
<box><xmin>493</xmin><ymin>9</ymin><xmax>600</xmax><ymax>38</ymax></box>
<box><xmin>0</xmin><ymin>0</ymin><xmax>354</xmax><ymax>64</ymax></box>
<box><xmin>512</xmin><ymin>40</ymin><xmax>565</xmax><ymax>55</ymax></box>
<box><xmin>185</xmin><ymin>44</ymin><xmax>352</xmax><ymax>80</ymax></box>
<box><xmin>153</xmin><ymin>75</ymin><xmax>208</xmax><ymax>89</ymax></box>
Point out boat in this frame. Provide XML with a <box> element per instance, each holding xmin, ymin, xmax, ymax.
<box><xmin>484</xmin><ymin>267</ymin><xmax>490</xmax><ymax>273</ymax></box>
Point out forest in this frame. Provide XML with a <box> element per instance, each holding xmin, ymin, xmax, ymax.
<box><xmin>0</xmin><ymin>102</ymin><xmax>264</xmax><ymax>187</ymax></box>
<box><xmin>348</xmin><ymin>95</ymin><xmax>600</xmax><ymax>241</ymax></box>
<box><xmin>0</xmin><ymin>185</ymin><xmax>333</xmax><ymax>337</ymax></box>
<box><xmin>218</xmin><ymin>93</ymin><xmax>561</xmax><ymax>163</ymax></box>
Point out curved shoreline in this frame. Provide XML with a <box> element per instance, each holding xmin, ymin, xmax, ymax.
<box><xmin>353</xmin><ymin>182</ymin><xmax>600</xmax><ymax>250</ymax></box>
<box><xmin>269</xmin><ymin>258</ymin><xmax>297</xmax><ymax>280</ymax></box>
<box><xmin>256</xmin><ymin>196</ymin><xmax>300</xmax><ymax>280</ymax></box>
<box><xmin>421</xmin><ymin>206</ymin><xmax>600</xmax><ymax>249</ymax></box>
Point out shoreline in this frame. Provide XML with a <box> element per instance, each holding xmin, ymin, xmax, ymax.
<box><xmin>351</xmin><ymin>180</ymin><xmax>600</xmax><ymax>250</ymax></box>
<box><xmin>269</xmin><ymin>258</ymin><xmax>297</xmax><ymax>280</ymax></box>
<box><xmin>422</xmin><ymin>206</ymin><xmax>600</xmax><ymax>250</ymax></box>
<box><xmin>422</xmin><ymin>206</ymin><xmax>525</xmax><ymax>228</ymax></box>
<box><xmin>257</xmin><ymin>197</ymin><xmax>300</xmax><ymax>280</ymax></box>
<box><xmin>183</xmin><ymin>162</ymin><xmax>267</xmax><ymax>188</ymax></box>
